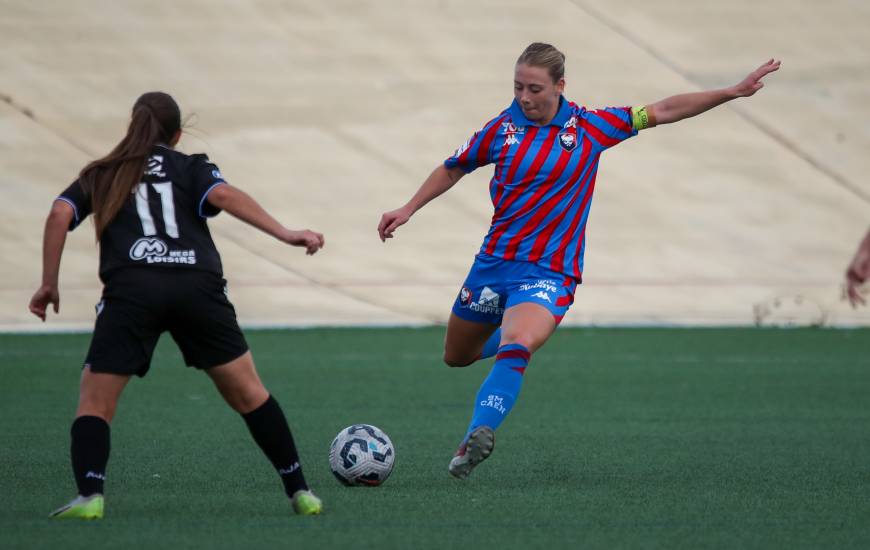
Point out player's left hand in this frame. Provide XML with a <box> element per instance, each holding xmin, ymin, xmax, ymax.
<box><xmin>286</xmin><ymin>229</ymin><xmax>325</xmax><ymax>255</ymax></box>
<box><xmin>732</xmin><ymin>59</ymin><xmax>781</xmax><ymax>97</ymax></box>
<box><xmin>29</xmin><ymin>285</ymin><xmax>59</xmax><ymax>321</ymax></box>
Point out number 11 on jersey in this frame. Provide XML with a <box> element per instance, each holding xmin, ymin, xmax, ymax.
<box><xmin>135</xmin><ymin>182</ymin><xmax>179</xmax><ymax>238</ymax></box>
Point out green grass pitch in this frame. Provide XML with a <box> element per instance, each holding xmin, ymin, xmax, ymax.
<box><xmin>1</xmin><ymin>327</ymin><xmax>868</xmax><ymax>549</ymax></box>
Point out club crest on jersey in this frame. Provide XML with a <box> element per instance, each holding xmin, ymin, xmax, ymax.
<box><xmin>558</xmin><ymin>132</ymin><xmax>577</xmax><ymax>152</ymax></box>
<box><xmin>459</xmin><ymin>286</ymin><xmax>473</xmax><ymax>305</ymax></box>
<box><xmin>502</xmin><ymin>122</ymin><xmax>525</xmax><ymax>146</ymax></box>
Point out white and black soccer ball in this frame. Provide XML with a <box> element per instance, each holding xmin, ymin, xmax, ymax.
<box><xmin>329</xmin><ymin>424</ymin><xmax>395</xmax><ymax>486</ymax></box>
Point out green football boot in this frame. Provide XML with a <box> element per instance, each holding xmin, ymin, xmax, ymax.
<box><xmin>291</xmin><ymin>490</ymin><xmax>323</xmax><ymax>516</ymax></box>
<box><xmin>50</xmin><ymin>494</ymin><xmax>104</xmax><ymax>520</ymax></box>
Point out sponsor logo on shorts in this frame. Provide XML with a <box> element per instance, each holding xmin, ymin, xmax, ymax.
<box><xmin>129</xmin><ymin>238</ymin><xmax>197</xmax><ymax>265</ymax></box>
<box><xmin>519</xmin><ymin>279</ymin><xmax>558</xmax><ymax>293</ymax></box>
<box><xmin>459</xmin><ymin>286</ymin><xmax>472</xmax><ymax>305</ymax></box>
<box><xmin>95</xmin><ymin>300</ymin><xmax>105</xmax><ymax>317</ymax></box>
<box><xmin>480</xmin><ymin>394</ymin><xmax>506</xmax><ymax>415</ymax></box>
<box><xmin>468</xmin><ymin>286</ymin><xmax>504</xmax><ymax>315</ymax></box>
<box><xmin>479</xmin><ymin>287</ymin><xmax>500</xmax><ymax>306</ymax></box>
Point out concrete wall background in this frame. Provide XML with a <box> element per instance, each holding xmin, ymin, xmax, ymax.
<box><xmin>2</xmin><ymin>0</ymin><xmax>868</xmax><ymax>330</ymax></box>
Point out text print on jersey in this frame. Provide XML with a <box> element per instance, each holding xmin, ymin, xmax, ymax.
<box><xmin>129</xmin><ymin>237</ymin><xmax>197</xmax><ymax>265</ymax></box>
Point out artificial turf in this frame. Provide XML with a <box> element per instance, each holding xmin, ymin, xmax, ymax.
<box><xmin>1</xmin><ymin>327</ymin><xmax>868</xmax><ymax>549</ymax></box>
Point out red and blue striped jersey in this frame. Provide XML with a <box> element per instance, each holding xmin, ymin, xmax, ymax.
<box><xmin>445</xmin><ymin>97</ymin><xmax>637</xmax><ymax>281</ymax></box>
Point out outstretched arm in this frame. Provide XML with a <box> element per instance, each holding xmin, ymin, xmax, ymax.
<box><xmin>845</xmin><ymin>227</ymin><xmax>870</xmax><ymax>307</ymax></box>
<box><xmin>378</xmin><ymin>164</ymin><xmax>466</xmax><ymax>242</ymax></box>
<box><xmin>207</xmin><ymin>184</ymin><xmax>324</xmax><ymax>255</ymax></box>
<box><xmin>29</xmin><ymin>200</ymin><xmax>74</xmax><ymax>321</ymax></box>
<box><xmin>646</xmin><ymin>59</ymin><xmax>781</xmax><ymax>126</ymax></box>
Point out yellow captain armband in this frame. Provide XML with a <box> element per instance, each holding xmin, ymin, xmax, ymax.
<box><xmin>631</xmin><ymin>105</ymin><xmax>657</xmax><ymax>131</ymax></box>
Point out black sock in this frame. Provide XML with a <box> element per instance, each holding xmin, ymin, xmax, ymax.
<box><xmin>242</xmin><ymin>395</ymin><xmax>308</xmax><ymax>497</ymax></box>
<box><xmin>70</xmin><ymin>415</ymin><xmax>110</xmax><ymax>497</ymax></box>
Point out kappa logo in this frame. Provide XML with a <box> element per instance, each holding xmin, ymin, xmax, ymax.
<box><xmin>502</xmin><ymin>122</ymin><xmax>525</xmax><ymax>146</ymax></box>
<box><xmin>145</xmin><ymin>155</ymin><xmax>166</xmax><ymax>177</ymax></box>
<box><xmin>129</xmin><ymin>237</ymin><xmax>168</xmax><ymax>260</ymax></box>
<box><xmin>532</xmin><ymin>291</ymin><xmax>552</xmax><ymax>303</ymax></box>
<box><xmin>459</xmin><ymin>286</ymin><xmax>473</xmax><ymax>305</ymax></box>
<box><xmin>558</xmin><ymin>132</ymin><xmax>577</xmax><ymax>152</ymax></box>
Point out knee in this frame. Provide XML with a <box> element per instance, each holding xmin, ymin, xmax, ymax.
<box><xmin>498</xmin><ymin>330</ymin><xmax>536</xmax><ymax>352</ymax></box>
<box><xmin>225</xmin><ymin>384</ymin><xmax>269</xmax><ymax>414</ymax></box>
<box><xmin>76</xmin><ymin>399</ymin><xmax>117</xmax><ymax>423</ymax></box>
<box><xmin>443</xmin><ymin>351</ymin><xmax>476</xmax><ymax>368</ymax></box>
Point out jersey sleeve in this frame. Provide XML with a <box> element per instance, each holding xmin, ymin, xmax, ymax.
<box><xmin>57</xmin><ymin>180</ymin><xmax>91</xmax><ymax>231</ymax></box>
<box><xmin>189</xmin><ymin>154</ymin><xmax>228</xmax><ymax>218</ymax></box>
<box><xmin>580</xmin><ymin>106</ymin><xmax>638</xmax><ymax>150</ymax></box>
<box><xmin>443</xmin><ymin>114</ymin><xmax>506</xmax><ymax>174</ymax></box>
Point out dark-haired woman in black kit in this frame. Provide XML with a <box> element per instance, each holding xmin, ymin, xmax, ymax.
<box><xmin>30</xmin><ymin>91</ymin><xmax>325</xmax><ymax>518</ymax></box>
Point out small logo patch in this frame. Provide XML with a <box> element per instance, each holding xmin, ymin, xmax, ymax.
<box><xmin>454</xmin><ymin>137</ymin><xmax>471</xmax><ymax>157</ymax></box>
<box><xmin>459</xmin><ymin>287</ymin><xmax>472</xmax><ymax>305</ymax></box>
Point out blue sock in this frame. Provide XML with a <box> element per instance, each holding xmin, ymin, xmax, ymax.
<box><xmin>465</xmin><ymin>343</ymin><xmax>530</xmax><ymax>439</ymax></box>
<box><xmin>478</xmin><ymin>329</ymin><xmax>501</xmax><ymax>360</ymax></box>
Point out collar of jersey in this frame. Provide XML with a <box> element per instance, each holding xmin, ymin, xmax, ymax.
<box><xmin>507</xmin><ymin>95</ymin><xmax>572</xmax><ymax>128</ymax></box>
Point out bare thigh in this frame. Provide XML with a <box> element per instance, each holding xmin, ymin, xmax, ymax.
<box><xmin>205</xmin><ymin>351</ymin><xmax>270</xmax><ymax>414</ymax></box>
<box><xmin>443</xmin><ymin>313</ymin><xmax>500</xmax><ymax>367</ymax></box>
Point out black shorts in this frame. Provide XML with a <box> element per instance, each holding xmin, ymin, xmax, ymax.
<box><xmin>84</xmin><ymin>268</ymin><xmax>249</xmax><ymax>377</ymax></box>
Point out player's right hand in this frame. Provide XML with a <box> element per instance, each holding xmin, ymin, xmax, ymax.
<box><xmin>378</xmin><ymin>207</ymin><xmax>412</xmax><ymax>242</ymax></box>
<box><xmin>844</xmin><ymin>236</ymin><xmax>870</xmax><ymax>308</ymax></box>
<box><xmin>286</xmin><ymin>229</ymin><xmax>325</xmax><ymax>255</ymax></box>
<box><xmin>29</xmin><ymin>285</ymin><xmax>59</xmax><ymax>321</ymax></box>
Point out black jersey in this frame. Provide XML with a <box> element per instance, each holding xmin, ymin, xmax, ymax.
<box><xmin>59</xmin><ymin>145</ymin><xmax>227</xmax><ymax>281</ymax></box>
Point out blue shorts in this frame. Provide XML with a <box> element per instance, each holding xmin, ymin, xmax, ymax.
<box><xmin>452</xmin><ymin>254</ymin><xmax>579</xmax><ymax>325</ymax></box>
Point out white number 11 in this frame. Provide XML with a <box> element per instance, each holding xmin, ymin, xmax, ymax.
<box><xmin>135</xmin><ymin>182</ymin><xmax>179</xmax><ymax>238</ymax></box>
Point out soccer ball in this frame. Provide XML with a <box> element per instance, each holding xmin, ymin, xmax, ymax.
<box><xmin>329</xmin><ymin>424</ymin><xmax>395</xmax><ymax>486</ymax></box>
